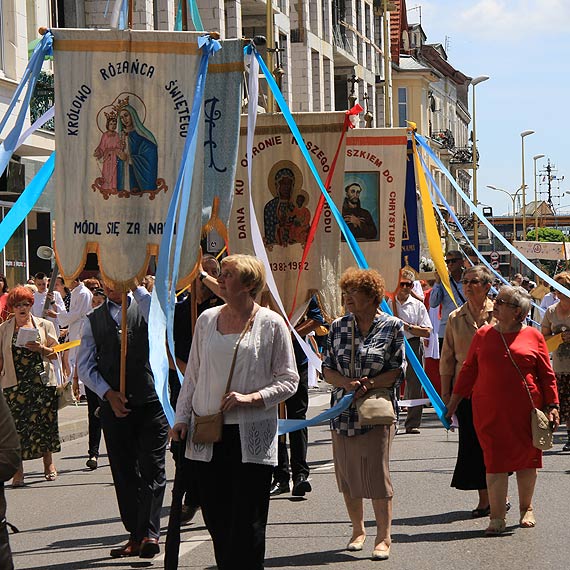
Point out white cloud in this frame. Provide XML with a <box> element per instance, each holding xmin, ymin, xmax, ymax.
<box><xmin>420</xmin><ymin>0</ymin><xmax>570</xmax><ymax>43</ymax></box>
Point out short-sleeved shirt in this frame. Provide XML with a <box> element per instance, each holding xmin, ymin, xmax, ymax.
<box><xmin>542</xmin><ymin>305</ymin><xmax>570</xmax><ymax>374</ymax></box>
<box><xmin>323</xmin><ymin>313</ymin><xmax>405</xmax><ymax>436</ymax></box>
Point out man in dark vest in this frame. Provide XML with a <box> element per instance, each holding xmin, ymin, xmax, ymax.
<box><xmin>77</xmin><ymin>282</ymin><xmax>168</xmax><ymax>559</ymax></box>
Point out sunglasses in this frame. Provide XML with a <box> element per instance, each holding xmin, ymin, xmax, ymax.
<box><xmin>399</xmin><ymin>282</ymin><xmax>413</xmax><ymax>288</ymax></box>
<box><xmin>14</xmin><ymin>302</ymin><xmax>31</xmax><ymax>308</ymax></box>
<box><xmin>495</xmin><ymin>298</ymin><xmax>518</xmax><ymax>308</ymax></box>
<box><xmin>462</xmin><ymin>278</ymin><xmax>481</xmax><ymax>286</ymax></box>
<box><xmin>445</xmin><ymin>258</ymin><xmax>462</xmax><ymax>264</ymax></box>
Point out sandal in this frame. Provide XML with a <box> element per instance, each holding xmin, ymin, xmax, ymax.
<box><xmin>484</xmin><ymin>518</ymin><xmax>506</xmax><ymax>536</ymax></box>
<box><xmin>44</xmin><ymin>470</ymin><xmax>58</xmax><ymax>481</ymax></box>
<box><xmin>471</xmin><ymin>506</ymin><xmax>490</xmax><ymax>518</ymax></box>
<box><xmin>519</xmin><ymin>507</ymin><xmax>536</xmax><ymax>528</ymax></box>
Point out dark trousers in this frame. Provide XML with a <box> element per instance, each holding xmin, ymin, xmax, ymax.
<box><xmin>100</xmin><ymin>400</ymin><xmax>168</xmax><ymax>542</ymax></box>
<box><xmin>274</xmin><ymin>364</ymin><xmax>309</xmax><ymax>484</ymax></box>
<box><xmin>404</xmin><ymin>337</ymin><xmax>424</xmax><ymax>429</ymax></box>
<box><xmin>190</xmin><ymin>425</ymin><xmax>273</xmax><ymax>570</ymax></box>
<box><xmin>85</xmin><ymin>386</ymin><xmax>101</xmax><ymax>458</ymax></box>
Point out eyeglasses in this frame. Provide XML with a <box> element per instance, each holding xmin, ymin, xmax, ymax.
<box><xmin>399</xmin><ymin>282</ymin><xmax>413</xmax><ymax>288</ymax></box>
<box><xmin>13</xmin><ymin>302</ymin><xmax>31</xmax><ymax>308</ymax></box>
<box><xmin>445</xmin><ymin>258</ymin><xmax>462</xmax><ymax>264</ymax></box>
<box><xmin>495</xmin><ymin>298</ymin><xmax>518</xmax><ymax>308</ymax></box>
<box><xmin>342</xmin><ymin>289</ymin><xmax>360</xmax><ymax>297</ymax></box>
<box><xmin>462</xmin><ymin>278</ymin><xmax>481</xmax><ymax>286</ymax></box>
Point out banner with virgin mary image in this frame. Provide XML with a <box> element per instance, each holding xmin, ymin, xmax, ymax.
<box><xmin>229</xmin><ymin>112</ymin><xmax>347</xmax><ymax>321</ymax></box>
<box><xmin>53</xmin><ymin>29</ymin><xmax>243</xmax><ymax>288</ymax></box>
<box><xmin>342</xmin><ymin>129</ymin><xmax>408</xmax><ymax>291</ymax></box>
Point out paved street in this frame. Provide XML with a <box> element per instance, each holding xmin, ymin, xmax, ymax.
<box><xmin>6</xmin><ymin>389</ymin><xmax>570</xmax><ymax>570</ymax></box>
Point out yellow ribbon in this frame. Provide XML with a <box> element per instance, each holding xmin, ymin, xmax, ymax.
<box><xmin>409</xmin><ymin>125</ymin><xmax>457</xmax><ymax>306</ymax></box>
<box><xmin>52</xmin><ymin>339</ymin><xmax>80</xmax><ymax>353</ymax></box>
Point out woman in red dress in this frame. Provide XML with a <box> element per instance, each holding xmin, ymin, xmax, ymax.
<box><xmin>447</xmin><ymin>285</ymin><xmax>559</xmax><ymax>536</ymax></box>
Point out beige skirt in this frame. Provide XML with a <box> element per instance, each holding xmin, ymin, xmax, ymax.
<box><xmin>332</xmin><ymin>425</ymin><xmax>394</xmax><ymax>499</ymax></box>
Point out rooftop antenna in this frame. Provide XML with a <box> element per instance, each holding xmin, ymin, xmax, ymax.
<box><xmin>445</xmin><ymin>35</ymin><xmax>451</xmax><ymax>53</ymax></box>
<box><xmin>407</xmin><ymin>5</ymin><xmax>422</xmax><ymax>26</ymax></box>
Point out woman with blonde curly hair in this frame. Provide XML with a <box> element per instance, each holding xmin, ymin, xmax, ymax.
<box><xmin>323</xmin><ymin>268</ymin><xmax>405</xmax><ymax>560</ymax></box>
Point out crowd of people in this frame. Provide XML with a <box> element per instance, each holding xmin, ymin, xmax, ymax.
<box><xmin>0</xmin><ymin>249</ymin><xmax>567</xmax><ymax>567</ymax></box>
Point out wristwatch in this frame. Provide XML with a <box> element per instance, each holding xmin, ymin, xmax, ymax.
<box><xmin>199</xmin><ymin>271</ymin><xmax>208</xmax><ymax>282</ymax></box>
<box><xmin>547</xmin><ymin>404</ymin><xmax>560</xmax><ymax>410</ymax></box>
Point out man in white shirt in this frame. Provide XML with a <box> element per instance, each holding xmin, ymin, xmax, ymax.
<box><xmin>388</xmin><ymin>269</ymin><xmax>432</xmax><ymax>434</ymax></box>
<box><xmin>58</xmin><ymin>277</ymin><xmax>93</xmax><ymax>392</ymax></box>
<box><xmin>32</xmin><ymin>272</ymin><xmax>66</xmax><ymax>336</ymax></box>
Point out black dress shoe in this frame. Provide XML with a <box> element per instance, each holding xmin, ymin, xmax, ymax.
<box><xmin>269</xmin><ymin>481</ymin><xmax>289</xmax><ymax>496</ymax></box>
<box><xmin>86</xmin><ymin>457</ymin><xmax>98</xmax><ymax>470</ymax></box>
<box><xmin>563</xmin><ymin>440</ymin><xmax>570</xmax><ymax>452</ymax></box>
<box><xmin>139</xmin><ymin>537</ymin><xmax>160</xmax><ymax>559</ymax></box>
<box><xmin>110</xmin><ymin>539</ymin><xmax>140</xmax><ymax>558</ymax></box>
<box><xmin>292</xmin><ymin>475</ymin><xmax>312</xmax><ymax>497</ymax></box>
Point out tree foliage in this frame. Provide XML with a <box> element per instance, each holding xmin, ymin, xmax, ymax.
<box><xmin>526</xmin><ymin>227</ymin><xmax>566</xmax><ymax>242</ymax></box>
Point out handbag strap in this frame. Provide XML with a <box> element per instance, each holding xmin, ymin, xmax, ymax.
<box><xmin>498</xmin><ymin>329</ymin><xmax>535</xmax><ymax>408</ymax></box>
<box><xmin>223</xmin><ymin>307</ymin><xmax>259</xmax><ymax>394</ymax></box>
<box><xmin>350</xmin><ymin>318</ymin><xmax>356</xmax><ymax>378</ymax></box>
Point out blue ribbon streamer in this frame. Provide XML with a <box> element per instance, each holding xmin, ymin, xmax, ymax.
<box><xmin>278</xmin><ymin>393</ymin><xmax>354</xmax><ymax>436</ymax></box>
<box><xmin>150</xmin><ymin>36</ymin><xmax>221</xmax><ymax>426</ymax></box>
<box><xmin>415</xmin><ymin>134</ymin><xmax>570</xmax><ymax>299</ymax></box>
<box><xmin>175</xmin><ymin>0</ymin><xmax>205</xmax><ymax>31</ymax></box>
<box><xmin>0</xmin><ymin>32</ymin><xmax>53</xmax><ymax>177</ymax></box>
<box><xmin>253</xmin><ymin>46</ymin><xmax>449</xmax><ymax>430</ymax></box>
<box><xmin>0</xmin><ymin>153</ymin><xmax>55</xmax><ymax>252</ymax></box>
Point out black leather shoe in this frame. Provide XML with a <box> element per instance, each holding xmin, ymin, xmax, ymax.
<box><xmin>269</xmin><ymin>481</ymin><xmax>289</xmax><ymax>496</ymax></box>
<box><xmin>292</xmin><ymin>475</ymin><xmax>312</xmax><ymax>497</ymax></box>
<box><xmin>139</xmin><ymin>537</ymin><xmax>160</xmax><ymax>559</ymax></box>
<box><xmin>86</xmin><ymin>457</ymin><xmax>98</xmax><ymax>470</ymax></box>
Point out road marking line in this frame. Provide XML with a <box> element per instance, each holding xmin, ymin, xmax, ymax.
<box><xmin>152</xmin><ymin>534</ymin><xmax>211</xmax><ymax>562</ymax></box>
<box><xmin>312</xmin><ymin>461</ymin><xmax>335</xmax><ymax>472</ymax></box>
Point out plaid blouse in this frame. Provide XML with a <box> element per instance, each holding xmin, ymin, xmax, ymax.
<box><xmin>323</xmin><ymin>312</ymin><xmax>405</xmax><ymax>436</ymax></box>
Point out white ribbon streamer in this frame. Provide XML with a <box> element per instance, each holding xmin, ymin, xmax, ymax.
<box><xmin>244</xmin><ymin>48</ymin><xmax>322</xmax><ymax>372</ymax></box>
<box><xmin>16</xmin><ymin>106</ymin><xmax>54</xmax><ymax>149</ymax></box>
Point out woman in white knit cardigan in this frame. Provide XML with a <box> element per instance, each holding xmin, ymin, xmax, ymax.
<box><xmin>171</xmin><ymin>254</ymin><xmax>298</xmax><ymax>570</ymax></box>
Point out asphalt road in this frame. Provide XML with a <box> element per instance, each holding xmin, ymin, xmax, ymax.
<box><xmin>6</xmin><ymin>390</ymin><xmax>570</xmax><ymax>570</ymax></box>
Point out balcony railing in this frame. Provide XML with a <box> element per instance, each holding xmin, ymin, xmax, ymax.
<box><xmin>30</xmin><ymin>71</ymin><xmax>55</xmax><ymax>132</ymax></box>
<box><xmin>431</xmin><ymin>129</ymin><xmax>455</xmax><ymax>150</ymax></box>
<box><xmin>450</xmin><ymin>146</ymin><xmax>479</xmax><ymax>165</ymax></box>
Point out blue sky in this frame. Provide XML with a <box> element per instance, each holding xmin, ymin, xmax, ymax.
<box><xmin>415</xmin><ymin>0</ymin><xmax>570</xmax><ymax>217</ymax></box>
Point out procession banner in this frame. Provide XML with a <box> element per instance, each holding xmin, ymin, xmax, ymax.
<box><xmin>513</xmin><ymin>240</ymin><xmax>569</xmax><ymax>261</ymax></box>
<box><xmin>401</xmin><ymin>139</ymin><xmax>420</xmax><ymax>272</ymax></box>
<box><xmin>53</xmin><ymin>29</ymin><xmax>242</xmax><ymax>288</ymax></box>
<box><xmin>342</xmin><ymin>128</ymin><xmax>408</xmax><ymax>292</ymax></box>
<box><xmin>229</xmin><ymin>112</ymin><xmax>347</xmax><ymax>320</ymax></box>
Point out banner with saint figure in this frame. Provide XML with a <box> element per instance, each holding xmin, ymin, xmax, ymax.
<box><xmin>229</xmin><ymin>112</ymin><xmax>347</xmax><ymax>321</ymax></box>
<box><xmin>53</xmin><ymin>29</ymin><xmax>243</xmax><ymax>288</ymax></box>
<box><xmin>342</xmin><ymin>129</ymin><xmax>408</xmax><ymax>291</ymax></box>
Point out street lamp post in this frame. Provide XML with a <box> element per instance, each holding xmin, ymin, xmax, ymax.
<box><xmin>486</xmin><ymin>184</ymin><xmax>525</xmax><ymax>240</ymax></box>
<box><xmin>520</xmin><ymin>130</ymin><xmax>535</xmax><ymax>240</ymax></box>
<box><xmin>471</xmin><ymin>75</ymin><xmax>489</xmax><ymax>250</ymax></box>
<box><xmin>532</xmin><ymin>154</ymin><xmax>545</xmax><ymax>240</ymax></box>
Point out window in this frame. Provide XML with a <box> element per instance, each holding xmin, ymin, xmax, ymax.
<box><xmin>398</xmin><ymin>87</ymin><xmax>407</xmax><ymax>127</ymax></box>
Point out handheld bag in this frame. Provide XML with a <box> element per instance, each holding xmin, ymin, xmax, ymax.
<box><xmin>56</xmin><ymin>381</ymin><xmax>75</xmax><ymax>410</ymax></box>
<box><xmin>192</xmin><ymin>309</ymin><xmax>258</xmax><ymax>444</ymax></box>
<box><xmin>356</xmin><ymin>387</ymin><xmax>396</xmax><ymax>425</ymax></box>
<box><xmin>350</xmin><ymin>319</ymin><xmax>396</xmax><ymax>426</ymax></box>
<box><xmin>499</xmin><ymin>330</ymin><xmax>553</xmax><ymax>451</ymax></box>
